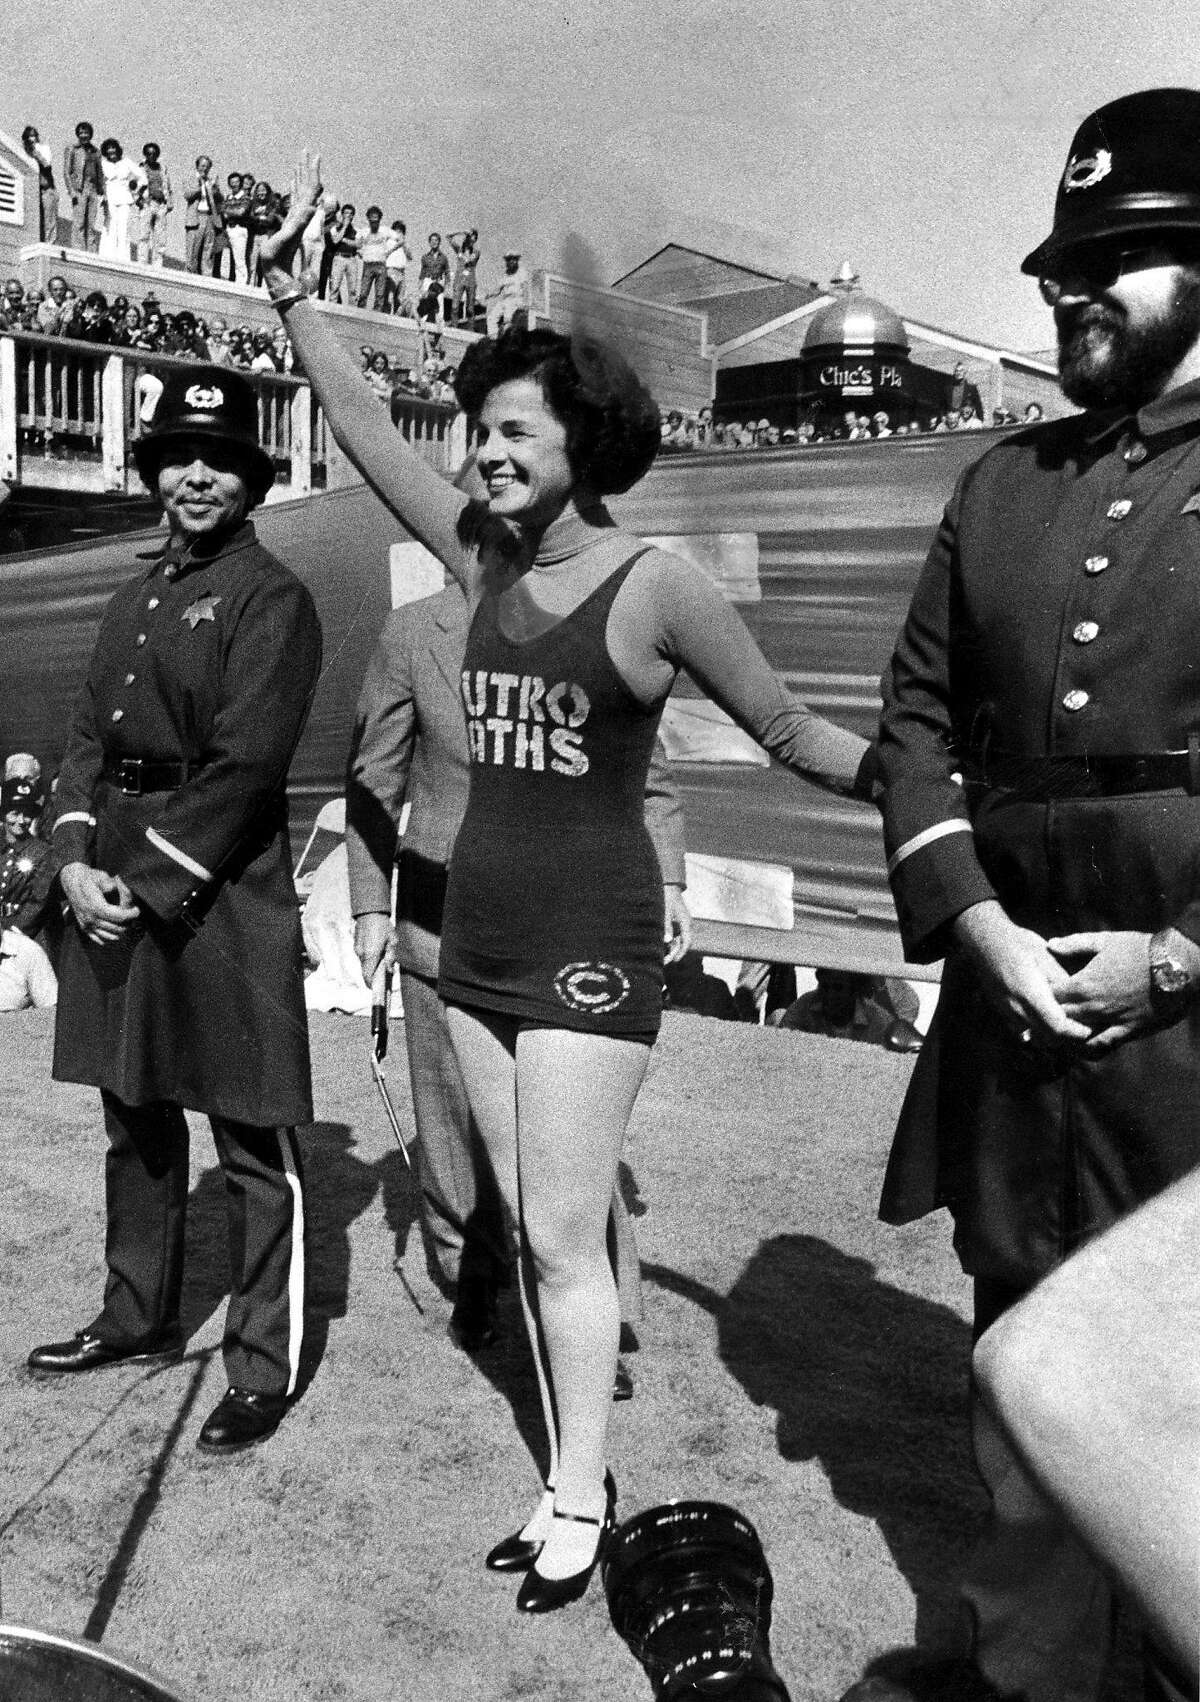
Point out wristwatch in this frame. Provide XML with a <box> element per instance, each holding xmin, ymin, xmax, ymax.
<box><xmin>1148</xmin><ymin>929</ymin><xmax>1197</xmax><ymax>1014</ymax></box>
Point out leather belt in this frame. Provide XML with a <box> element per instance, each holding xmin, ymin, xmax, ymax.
<box><xmin>964</xmin><ymin>741</ymin><xmax>1200</xmax><ymax>800</ymax></box>
<box><xmin>102</xmin><ymin>758</ymin><xmax>191</xmax><ymax>795</ymax></box>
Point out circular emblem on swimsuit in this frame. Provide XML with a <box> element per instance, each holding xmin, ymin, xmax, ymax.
<box><xmin>1062</xmin><ymin>148</ymin><xmax>1112</xmax><ymax>193</ymax></box>
<box><xmin>554</xmin><ymin>960</ymin><xmax>631</xmax><ymax>1015</ymax></box>
<box><xmin>184</xmin><ymin>383</ymin><xmax>224</xmax><ymax>411</ymax></box>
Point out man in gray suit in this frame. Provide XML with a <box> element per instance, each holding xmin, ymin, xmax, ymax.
<box><xmin>183</xmin><ymin>156</ymin><xmax>225</xmax><ymax>274</ymax></box>
<box><xmin>347</xmin><ymin>578</ymin><xmax>689</xmax><ymax>1352</ymax></box>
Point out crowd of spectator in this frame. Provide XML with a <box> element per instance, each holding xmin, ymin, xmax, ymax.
<box><xmin>0</xmin><ymin>265</ymin><xmax>470</xmax><ymax>412</ymax></box>
<box><xmin>19</xmin><ymin>120</ymin><xmax>534</xmax><ymax>331</ymax></box>
<box><xmin>0</xmin><ymin>273</ymin><xmax>299</xmax><ymax>370</ymax></box>
<box><xmin>659</xmin><ymin>397</ymin><xmax>1046</xmax><ymax>453</ymax></box>
<box><xmin>356</xmin><ymin>326</ymin><xmax>459</xmax><ymax>405</ymax></box>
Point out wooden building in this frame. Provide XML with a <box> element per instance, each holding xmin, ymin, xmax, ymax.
<box><xmin>613</xmin><ymin>244</ymin><xmax>1069</xmax><ymax>428</ymax></box>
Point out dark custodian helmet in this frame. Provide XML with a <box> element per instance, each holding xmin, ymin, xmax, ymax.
<box><xmin>1022</xmin><ymin>87</ymin><xmax>1200</xmax><ymax>275</ymax></box>
<box><xmin>132</xmin><ymin>364</ymin><xmax>275</xmax><ymax>500</ymax></box>
<box><xmin>2</xmin><ymin>776</ymin><xmax>43</xmax><ymax>817</ymax></box>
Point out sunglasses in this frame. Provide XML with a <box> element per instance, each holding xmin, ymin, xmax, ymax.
<box><xmin>1037</xmin><ymin>242</ymin><xmax>1191</xmax><ymax>304</ymax></box>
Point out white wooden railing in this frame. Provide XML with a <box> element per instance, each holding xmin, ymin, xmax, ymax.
<box><xmin>0</xmin><ymin>330</ymin><xmax>467</xmax><ymax>498</ymax></box>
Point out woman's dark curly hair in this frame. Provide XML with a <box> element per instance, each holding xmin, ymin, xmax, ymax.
<box><xmin>454</xmin><ymin>324</ymin><xmax>661</xmax><ymax>496</ymax></box>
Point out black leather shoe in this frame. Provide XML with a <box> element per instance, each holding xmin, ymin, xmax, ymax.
<box><xmin>27</xmin><ymin>1329</ymin><xmax>183</xmax><ymax>1376</ymax></box>
<box><xmin>487</xmin><ymin>1470</ymin><xmax>615</xmax><ymax>1574</ymax></box>
<box><xmin>515</xmin><ymin>1474</ymin><xmax>617</xmax><ymax>1613</ymax></box>
<box><xmin>449</xmin><ymin>1272</ymin><xmax>500</xmax><ymax>1353</ymax></box>
<box><xmin>613</xmin><ymin>1357</ymin><xmax>634</xmax><ymax>1401</ymax></box>
<box><xmin>196</xmin><ymin>1386</ymin><xmax>288</xmax><ymax>1455</ymax></box>
<box><xmin>884</xmin><ymin>1019</ymin><xmax>924</xmax><ymax>1054</ymax></box>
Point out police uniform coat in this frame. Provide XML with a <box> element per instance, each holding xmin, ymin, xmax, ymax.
<box><xmin>0</xmin><ymin>832</ymin><xmax>52</xmax><ymax>937</ymax></box>
<box><xmin>51</xmin><ymin>522</ymin><xmax>322</xmax><ymax>1126</ymax></box>
<box><xmin>878</xmin><ymin>384</ymin><xmax>1200</xmax><ymax>1287</ymax></box>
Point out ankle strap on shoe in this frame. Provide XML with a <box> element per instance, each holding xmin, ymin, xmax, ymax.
<box><xmin>551</xmin><ymin>1508</ymin><xmax>602</xmax><ymax>1528</ymax></box>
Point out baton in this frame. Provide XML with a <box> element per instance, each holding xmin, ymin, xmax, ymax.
<box><xmin>371</xmin><ymin>956</ymin><xmax>413</xmax><ymax>1173</ymax></box>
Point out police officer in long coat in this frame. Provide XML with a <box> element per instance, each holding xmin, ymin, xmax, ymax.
<box><xmin>841</xmin><ymin>90</ymin><xmax>1200</xmax><ymax>1702</ymax></box>
<box><xmin>30</xmin><ymin>366</ymin><xmax>322</xmax><ymax>1457</ymax></box>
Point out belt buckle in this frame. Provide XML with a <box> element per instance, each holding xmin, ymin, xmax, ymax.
<box><xmin>117</xmin><ymin>758</ymin><xmax>143</xmax><ymax>795</ymax></box>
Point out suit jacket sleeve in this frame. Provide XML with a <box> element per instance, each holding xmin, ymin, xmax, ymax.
<box><xmin>642</xmin><ymin>735</ymin><xmax>686</xmax><ymax>886</ymax></box>
<box><xmin>877</xmin><ymin>476</ymin><xmax>997</xmax><ymax>961</ymax></box>
<box><xmin>118</xmin><ymin>572</ymin><xmax>322</xmax><ymax>921</ymax></box>
<box><xmin>345</xmin><ymin>609</ymin><xmax>417</xmax><ymax>917</ymax></box>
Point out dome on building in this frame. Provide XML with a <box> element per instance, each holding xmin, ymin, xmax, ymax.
<box><xmin>803</xmin><ymin>265</ymin><xmax>909</xmax><ymax>355</ymax></box>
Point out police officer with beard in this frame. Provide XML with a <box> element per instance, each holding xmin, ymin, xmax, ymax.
<box><xmin>841</xmin><ymin>89</ymin><xmax>1200</xmax><ymax>1702</ymax></box>
<box><xmin>29</xmin><ymin>367</ymin><xmax>322</xmax><ymax>1456</ymax></box>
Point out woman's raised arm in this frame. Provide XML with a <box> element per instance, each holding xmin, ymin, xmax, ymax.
<box><xmin>259</xmin><ymin>150</ymin><xmax>472</xmax><ymax>583</ymax></box>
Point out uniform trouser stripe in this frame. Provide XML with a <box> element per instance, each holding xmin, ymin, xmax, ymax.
<box><xmin>276</xmin><ymin>1128</ymin><xmax>305</xmax><ymax>1398</ymax></box>
<box><xmin>210</xmin><ymin>1116</ymin><xmax>305</xmax><ymax>1397</ymax></box>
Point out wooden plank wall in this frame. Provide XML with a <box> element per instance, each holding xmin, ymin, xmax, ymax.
<box><xmin>538</xmin><ymin>272</ymin><xmax>716</xmax><ymax>413</ymax></box>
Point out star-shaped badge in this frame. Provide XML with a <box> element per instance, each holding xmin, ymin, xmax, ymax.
<box><xmin>182</xmin><ymin>594</ymin><xmax>222</xmax><ymax>629</ymax></box>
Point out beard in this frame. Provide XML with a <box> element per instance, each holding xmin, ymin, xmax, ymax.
<box><xmin>1056</xmin><ymin>269</ymin><xmax>1200</xmax><ymax>410</ymax></box>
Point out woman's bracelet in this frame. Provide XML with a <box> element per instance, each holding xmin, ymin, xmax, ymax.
<box><xmin>269</xmin><ymin>284</ymin><xmax>307</xmax><ymax>314</ymax></box>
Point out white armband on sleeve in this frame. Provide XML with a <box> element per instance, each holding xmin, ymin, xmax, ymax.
<box><xmin>887</xmin><ymin>818</ymin><xmax>973</xmax><ymax>876</ymax></box>
<box><xmin>145</xmin><ymin>826</ymin><xmax>213</xmax><ymax>882</ymax></box>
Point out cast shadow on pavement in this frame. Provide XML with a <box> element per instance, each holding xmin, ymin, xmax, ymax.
<box><xmin>176</xmin><ymin>1120</ymin><xmax>422</xmax><ymax>1403</ymax></box>
<box><xmin>643</xmin><ymin>1234</ymin><xmax>984</xmax><ymax>1653</ymax></box>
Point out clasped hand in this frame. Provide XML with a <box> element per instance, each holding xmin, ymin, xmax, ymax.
<box><xmin>954</xmin><ymin>902</ymin><xmax>1163</xmax><ymax>1054</ymax></box>
<box><xmin>1048</xmin><ymin>928</ymin><xmax>1163</xmax><ymax>1051</ymax></box>
<box><xmin>60</xmin><ymin>862</ymin><xmax>141</xmax><ymax>947</ymax></box>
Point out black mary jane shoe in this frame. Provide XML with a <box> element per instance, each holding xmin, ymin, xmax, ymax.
<box><xmin>487</xmin><ymin>1469</ymin><xmax>615</xmax><ymax>1575</ymax></box>
<box><xmin>486</xmin><ymin>1524</ymin><xmax>544</xmax><ymax>1574</ymax></box>
<box><xmin>514</xmin><ymin>1475</ymin><xmax>617</xmax><ymax>1614</ymax></box>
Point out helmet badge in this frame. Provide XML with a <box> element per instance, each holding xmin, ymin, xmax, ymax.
<box><xmin>1062</xmin><ymin>149</ymin><xmax>1113</xmax><ymax>193</ymax></box>
<box><xmin>184</xmin><ymin>384</ymin><xmax>224</xmax><ymax>411</ymax></box>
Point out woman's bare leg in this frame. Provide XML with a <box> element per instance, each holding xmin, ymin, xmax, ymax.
<box><xmin>515</xmin><ymin>1027</ymin><xmax>650</xmax><ymax>1575</ymax></box>
<box><xmin>444</xmin><ymin>1004</ymin><xmax>558</xmax><ymax>1537</ymax></box>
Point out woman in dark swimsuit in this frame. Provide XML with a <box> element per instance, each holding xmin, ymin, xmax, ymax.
<box><xmin>261</xmin><ymin>153</ymin><xmax>876</xmax><ymax>1614</ymax></box>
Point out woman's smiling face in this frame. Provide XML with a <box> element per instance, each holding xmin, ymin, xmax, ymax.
<box><xmin>473</xmin><ymin>378</ymin><xmax>575</xmax><ymax>528</ymax></box>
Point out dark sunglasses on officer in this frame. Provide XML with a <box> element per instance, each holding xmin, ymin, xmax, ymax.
<box><xmin>1038</xmin><ymin>238</ymin><xmax>1200</xmax><ymax>304</ymax></box>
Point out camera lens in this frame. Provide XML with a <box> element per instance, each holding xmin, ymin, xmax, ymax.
<box><xmin>603</xmin><ymin>1501</ymin><xmax>791</xmax><ymax>1700</ymax></box>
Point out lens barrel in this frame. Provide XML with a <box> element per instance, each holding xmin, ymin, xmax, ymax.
<box><xmin>602</xmin><ymin>1501</ymin><xmax>791</xmax><ymax>1700</ymax></box>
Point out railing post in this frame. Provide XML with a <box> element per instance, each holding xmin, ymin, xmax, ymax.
<box><xmin>101</xmin><ymin>354</ymin><xmax>128</xmax><ymax>491</ymax></box>
<box><xmin>448</xmin><ymin>410</ymin><xmax>468</xmax><ymax>470</ymax></box>
<box><xmin>290</xmin><ymin>382</ymin><xmax>312</xmax><ymax>497</ymax></box>
<box><xmin>0</xmin><ymin>338</ymin><xmax>17</xmax><ymax>483</ymax></box>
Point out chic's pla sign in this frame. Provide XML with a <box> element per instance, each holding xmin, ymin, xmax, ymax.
<box><xmin>818</xmin><ymin>362</ymin><xmax>904</xmax><ymax>394</ymax></box>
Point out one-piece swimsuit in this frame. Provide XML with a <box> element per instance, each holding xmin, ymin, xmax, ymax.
<box><xmin>438</xmin><ymin>548</ymin><xmax>667</xmax><ymax>1036</ymax></box>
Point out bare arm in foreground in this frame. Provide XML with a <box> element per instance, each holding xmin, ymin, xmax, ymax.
<box><xmin>973</xmin><ymin>1169</ymin><xmax>1200</xmax><ymax>1678</ymax></box>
